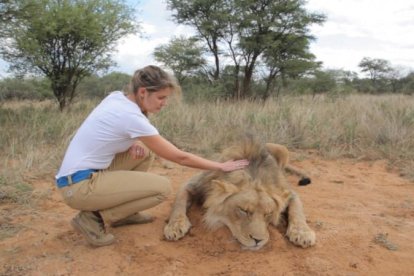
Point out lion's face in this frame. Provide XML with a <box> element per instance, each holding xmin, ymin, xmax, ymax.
<box><xmin>203</xmin><ymin>171</ymin><xmax>291</xmax><ymax>250</ymax></box>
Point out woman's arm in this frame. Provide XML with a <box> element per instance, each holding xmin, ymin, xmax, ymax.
<box><xmin>139</xmin><ymin>135</ymin><xmax>248</xmax><ymax>172</ymax></box>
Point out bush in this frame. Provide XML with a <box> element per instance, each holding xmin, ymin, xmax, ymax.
<box><xmin>77</xmin><ymin>72</ymin><xmax>131</xmax><ymax>99</ymax></box>
<box><xmin>0</xmin><ymin>77</ymin><xmax>53</xmax><ymax>102</ymax></box>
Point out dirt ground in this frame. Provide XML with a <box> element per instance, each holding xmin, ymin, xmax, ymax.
<box><xmin>1</xmin><ymin>151</ymin><xmax>414</xmax><ymax>276</ymax></box>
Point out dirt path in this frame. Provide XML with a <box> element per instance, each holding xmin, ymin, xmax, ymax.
<box><xmin>1</xmin><ymin>153</ymin><xmax>414</xmax><ymax>276</ymax></box>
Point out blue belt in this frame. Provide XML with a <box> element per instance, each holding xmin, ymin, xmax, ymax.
<box><xmin>56</xmin><ymin>169</ymin><xmax>98</xmax><ymax>188</ymax></box>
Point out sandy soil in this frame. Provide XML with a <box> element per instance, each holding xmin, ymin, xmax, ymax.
<box><xmin>1</xmin><ymin>151</ymin><xmax>414</xmax><ymax>276</ymax></box>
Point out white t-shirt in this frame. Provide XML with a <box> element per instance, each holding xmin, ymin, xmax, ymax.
<box><xmin>56</xmin><ymin>91</ymin><xmax>159</xmax><ymax>178</ymax></box>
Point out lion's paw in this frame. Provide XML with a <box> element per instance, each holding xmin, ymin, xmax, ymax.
<box><xmin>164</xmin><ymin>214</ymin><xmax>192</xmax><ymax>241</ymax></box>
<box><xmin>286</xmin><ymin>223</ymin><xmax>316</xmax><ymax>248</ymax></box>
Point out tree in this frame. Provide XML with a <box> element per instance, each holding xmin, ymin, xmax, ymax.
<box><xmin>167</xmin><ymin>0</ymin><xmax>226</xmax><ymax>80</ymax></box>
<box><xmin>0</xmin><ymin>0</ymin><xmax>137</xmax><ymax>110</ymax></box>
<box><xmin>167</xmin><ymin>0</ymin><xmax>325</xmax><ymax>99</ymax></box>
<box><xmin>385</xmin><ymin>66</ymin><xmax>406</xmax><ymax>93</ymax></box>
<box><xmin>358</xmin><ymin>57</ymin><xmax>391</xmax><ymax>92</ymax></box>
<box><xmin>0</xmin><ymin>0</ymin><xmax>25</xmax><ymax>33</ymax></box>
<box><xmin>262</xmin><ymin>34</ymin><xmax>320</xmax><ymax>99</ymax></box>
<box><xmin>0</xmin><ymin>0</ymin><xmax>18</xmax><ymax>30</ymax></box>
<box><xmin>154</xmin><ymin>36</ymin><xmax>206</xmax><ymax>84</ymax></box>
<box><xmin>234</xmin><ymin>0</ymin><xmax>324</xmax><ymax>97</ymax></box>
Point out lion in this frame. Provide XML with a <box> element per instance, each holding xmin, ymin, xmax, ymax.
<box><xmin>163</xmin><ymin>136</ymin><xmax>315</xmax><ymax>250</ymax></box>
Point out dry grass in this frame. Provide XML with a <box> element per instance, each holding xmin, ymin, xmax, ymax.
<box><xmin>0</xmin><ymin>93</ymin><xmax>413</xmax><ymax>204</ymax></box>
<box><xmin>154</xmin><ymin>94</ymin><xmax>414</xmax><ymax>169</ymax></box>
<box><xmin>0</xmin><ymin>100</ymin><xmax>97</xmax><ymax>204</ymax></box>
<box><xmin>373</xmin><ymin>233</ymin><xmax>399</xmax><ymax>251</ymax></box>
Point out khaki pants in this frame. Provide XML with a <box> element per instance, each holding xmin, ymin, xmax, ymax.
<box><xmin>59</xmin><ymin>146</ymin><xmax>171</xmax><ymax>225</ymax></box>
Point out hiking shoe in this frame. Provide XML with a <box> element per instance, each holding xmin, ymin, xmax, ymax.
<box><xmin>111</xmin><ymin>212</ymin><xmax>154</xmax><ymax>227</ymax></box>
<box><xmin>71</xmin><ymin>211</ymin><xmax>115</xmax><ymax>247</ymax></box>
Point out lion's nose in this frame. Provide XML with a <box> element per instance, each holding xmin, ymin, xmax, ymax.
<box><xmin>249</xmin><ymin>235</ymin><xmax>263</xmax><ymax>245</ymax></box>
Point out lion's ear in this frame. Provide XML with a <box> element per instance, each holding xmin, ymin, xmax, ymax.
<box><xmin>204</xmin><ymin>180</ymin><xmax>240</xmax><ymax>208</ymax></box>
<box><xmin>271</xmin><ymin>188</ymin><xmax>292</xmax><ymax>210</ymax></box>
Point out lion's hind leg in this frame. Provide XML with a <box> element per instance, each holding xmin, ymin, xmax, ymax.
<box><xmin>265</xmin><ymin>143</ymin><xmax>289</xmax><ymax>167</ymax></box>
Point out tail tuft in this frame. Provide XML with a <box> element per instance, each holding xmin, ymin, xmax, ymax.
<box><xmin>298</xmin><ymin>178</ymin><xmax>311</xmax><ymax>186</ymax></box>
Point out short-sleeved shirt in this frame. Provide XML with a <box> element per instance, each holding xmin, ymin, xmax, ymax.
<box><xmin>56</xmin><ymin>91</ymin><xmax>159</xmax><ymax>178</ymax></box>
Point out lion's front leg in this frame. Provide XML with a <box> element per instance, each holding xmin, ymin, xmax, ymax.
<box><xmin>163</xmin><ymin>185</ymin><xmax>192</xmax><ymax>240</ymax></box>
<box><xmin>164</xmin><ymin>172</ymin><xmax>207</xmax><ymax>241</ymax></box>
<box><xmin>285</xmin><ymin>192</ymin><xmax>316</xmax><ymax>248</ymax></box>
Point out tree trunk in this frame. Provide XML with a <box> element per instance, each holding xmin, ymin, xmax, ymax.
<box><xmin>212</xmin><ymin>42</ymin><xmax>220</xmax><ymax>80</ymax></box>
<box><xmin>52</xmin><ymin>78</ymin><xmax>71</xmax><ymax>111</ymax></box>
<box><xmin>241</xmin><ymin>53</ymin><xmax>259</xmax><ymax>99</ymax></box>
<box><xmin>55</xmin><ymin>87</ymin><xmax>67</xmax><ymax>111</ymax></box>
<box><xmin>263</xmin><ymin>67</ymin><xmax>280</xmax><ymax>101</ymax></box>
<box><xmin>233</xmin><ymin>64</ymin><xmax>240</xmax><ymax>100</ymax></box>
<box><xmin>263</xmin><ymin>76</ymin><xmax>272</xmax><ymax>101</ymax></box>
<box><xmin>242</xmin><ymin>63</ymin><xmax>255</xmax><ymax>99</ymax></box>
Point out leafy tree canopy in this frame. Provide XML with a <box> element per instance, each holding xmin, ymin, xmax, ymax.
<box><xmin>0</xmin><ymin>0</ymin><xmax>138</xmax><ymax>110</ymax></box>
<box><xmin>167</xmin><ymin>0</ymin><xmax>325</xmax><ymax>98</ymax></box>
<box><xmin>358</xmin><ymin>57</ymin><xmax>392</xmax><ymax>81</ymax></box>
<box><xmin>154</xmin><ymin>36</ymin><xmax>206</xmax><ymax>83</ymax></box>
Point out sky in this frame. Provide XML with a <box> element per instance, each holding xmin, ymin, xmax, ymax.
<box><xmin>1</xmin><ymin>0</ymin><xmax>413</xmax><ymax>77</ymax></box>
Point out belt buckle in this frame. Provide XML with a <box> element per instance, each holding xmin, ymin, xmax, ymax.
<box><xmin>67</xmin><ymin>174</ymin><xmax>73</xmax><ymax>186</ymax></box>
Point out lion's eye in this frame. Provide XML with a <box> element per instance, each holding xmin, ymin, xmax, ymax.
<box><xmin>237</xmin><ymin>208</ymin><xmax>250</xmax><ymax>217</ymax></box>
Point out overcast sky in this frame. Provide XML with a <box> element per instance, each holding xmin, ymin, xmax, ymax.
<box><xmin>1</xmin><ymin>0</ymin><xmax>413</xmax><ymax>77</ymax></box>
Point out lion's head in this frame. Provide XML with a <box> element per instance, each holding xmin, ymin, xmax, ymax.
<box><xmin>201</xmin><ymin>140</ymin><xmax>292</xmax><ymax>250</ymax></box>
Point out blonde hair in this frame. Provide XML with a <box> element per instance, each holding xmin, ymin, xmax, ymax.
<box><xmin>128</xmin><ymin>65</ymin><xmax>181</xmax><ymax>95</ymax></box>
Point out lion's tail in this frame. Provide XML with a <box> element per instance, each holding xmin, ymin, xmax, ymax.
<box><xmin>285</xmin><ymin>164</ymin><xmax>312</xmax><ymax>186</ymax></box>
<box><xmin>266</xmin><ymin>143</ymin><xmax>311</xmax><ymax>186</ymax></box>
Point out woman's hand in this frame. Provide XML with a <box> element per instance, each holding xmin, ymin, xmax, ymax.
<box><xmin>219</xmin><ymin>159</ymin><xmax>249</xmax><ymax>172</ymax></box>
<box><xmin>129</xmin><ymin>142</ymin><xmax>147</xmax><ymax>159</ymax></box>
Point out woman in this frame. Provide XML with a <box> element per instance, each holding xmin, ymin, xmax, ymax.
<box><xmin>55</xmin><ymin>65</ymin><xmax>249</xmax><ymax>247</ymax></box>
